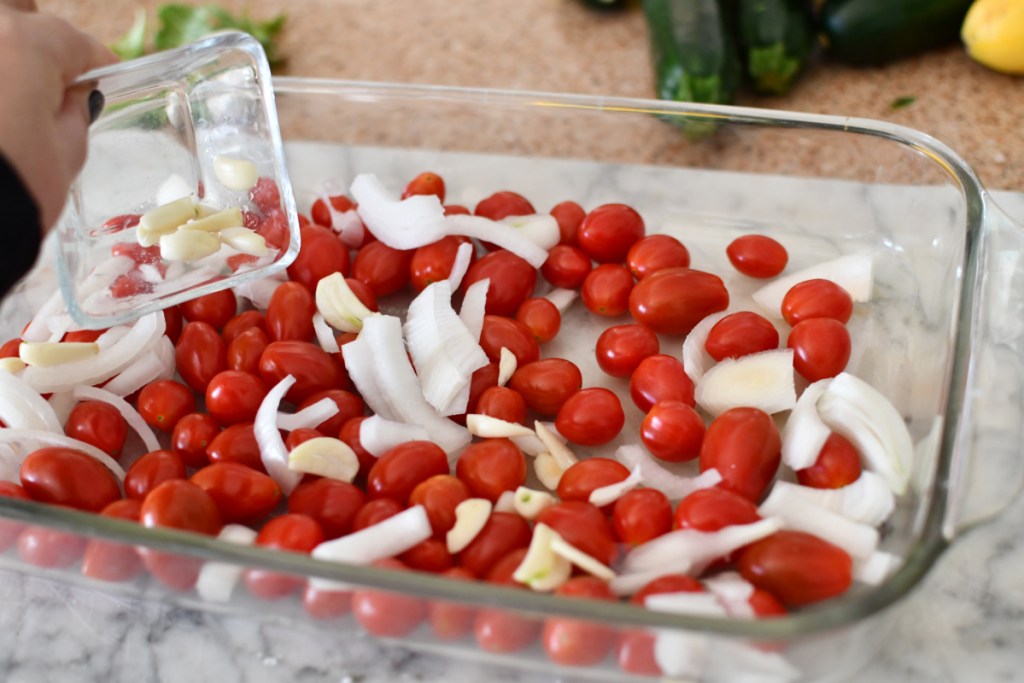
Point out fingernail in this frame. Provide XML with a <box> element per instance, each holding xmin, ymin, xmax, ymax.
<box><xmin>88</xmin><ymin>90</ymin><xmax>105</xmax><ymax>124</ymax></box>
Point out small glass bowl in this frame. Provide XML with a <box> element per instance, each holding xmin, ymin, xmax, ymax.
<box><xmin>56</xmin><ymin>31</ymin><xmax>300</xmax><ymax>329</ymax></box>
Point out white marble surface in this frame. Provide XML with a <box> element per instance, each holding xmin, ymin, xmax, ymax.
<box><xmin>1</xmin><ymin>151</ymin><xmax>1023</xmax><ymax>683</ymax></box>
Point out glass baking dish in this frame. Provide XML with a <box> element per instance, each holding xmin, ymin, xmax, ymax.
<box><xmin>1</xmin><ymin>76</ymin><xmax>1023</xmax><ymax>682</ymax></box>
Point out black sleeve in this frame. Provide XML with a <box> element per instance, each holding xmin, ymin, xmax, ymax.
<box><xmin>0</xmin><ymin>155</ymin><xmax>42</xmax><ymax>298</ymax></box>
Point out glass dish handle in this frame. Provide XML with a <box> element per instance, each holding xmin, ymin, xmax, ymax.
<box><xmin>944</xmin><ymin>195</ymin><xmax>1024</xmax><ymax>538</ymax></box>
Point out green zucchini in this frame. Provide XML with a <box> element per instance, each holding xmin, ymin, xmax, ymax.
<box><xmin>820</xmin><ymin>0</ymin><xmax>975</xmax><ymax>65</ymax></box>
<box><xmin>738</xmin><ymin>0</ymin><xmax>815</xmax><ymax>94</ymax></box>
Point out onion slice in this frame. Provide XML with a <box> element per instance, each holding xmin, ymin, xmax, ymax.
<box><xmin>277</xmin><ymin>397</ymin><xmax>339</xmax><ymax>432</ymax></box>
<box><xmin>350</xmin><ymin>174</ymin><xmax>446</xmax><ymax>248</ymax></box>
<box><xmin>459</xmin><ymin>278</ymin><xmax>489</xmax><ymax>342</ymax></box>
<box><xmin>254</xmin><ymin>375</ymin><xmax>303</xmax><ymax>495</ymax></box>
<box><xmin>195</xmin><ymin>524</ymin><xmax>258</xmax><ymax>602</ymax></box>
<box><xmin>0</xmin><ymin>370</ymin><xmax>62</xmax><ymax>432</ymax></box>
<box><xmin>466</xmin><ymin>414</ymin><xmax>536</xmax><ymax>439</ymax></box>
<box><xmin>500</xmin><ymin>214</ymin><xmax>560</xmax><ymax>251</ymax></box>
<box><xmin>681</xmin><ymin>311</ymin><xmax>729</xmax><ymax>383</ymax></box>
<box><xmin>359</xmin><ymin>415</ymin><xmax>430</xmax><ymax>457</ymax></box>
<box><xmin>447</xmin><ymin>241</ymin><xmax>474</xmax><ymax>290</ymax></box>
<box><xmin>753</xmin><ymin>253</ymin><xmax>873</xmax><ymax>318</ymax></box>
<box><xmin>615</xmin><ymin>445</ymin><xmax>721</xmax><ymax>500</ymax></box>
<box><xmin>758</xmin><ymin>484</ymin><xmax>879</xmax><ymax>559</ymax></box>
<box><xmin>694</xmin><ymin>349</ymin><xmax>796</xmax><ymax>416</ymax></box>
<box><xmin>0</xmin><ymin>429</ymin><xmax>125</xmax><ymax>480</ymax></box>
<box><xmin>853</xmin><ymin>550</ymin><xmax>900</xmax><ymax>586</ymax></box>
<box><xmin>102</xmin><ymin>336</ymin><xmax>175</xmax><ymax>397</ymax></box>
<box><xmin>311</xmin><ymin>313</ymin><xmax>340</xmax><ymax>353</ymax></box>
<box><xmin>443</xmin><ymin>214</ymin><xmax>549</xmax><ymax>268</ymax></box>
<box><xmin>544</xmin><ymin>288</ymin><xmax>577</xmax><ymax>314</ymax></box>
<box><xmin>233</xmin><ymin>277</ymin><xmax>283</xmax><ymax>311</ymax></box>
<box><xmin>21</xmin><ymin>291</ymin><xmax>67</xmax><ymax>343</ymax></box>
<box><xmin>72</xmin><ymin>386</ymin><xmax>160</xmax><ymax>454</ymax></box>
<box><xmin>781</xmin><ymin>379</ymin><xmax>833</xmax><ymax>470</ymax></box>
<box><xmin>703</xmin><ymin>572</ymin><xmax>756</xmax><ymax>619</ymax></box>
<box><xmin>769</xmin><ymin>475</ymin><xmax>895</xmax><ymax>527</ymax></box>
<box><xmin>588</xmin><ymin>465</ymin><xmax>642</xmax><ymax>508</ymax></box>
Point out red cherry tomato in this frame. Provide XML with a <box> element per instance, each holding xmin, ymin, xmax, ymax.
<box><xmin>796</xmin><ymin>432</ymin><xmax>862</xmax><ymax>489</ymax></box>
<box><xmin>191</xmin><ymin>462</ymin><xmax>282</xmax><ymax>524</ymax></box>
<box><xmin>474</xmin><ymin>191</ymin><xmax>535</xmax><ymax>221</ymax></box>
<box><xmin>726</xmin><ymin>235</ymin><xmax>788</xmax><ymax>279</ymax></box>
<box><xmin>631</xmin><ymin>573</ymin><xmax>704</xmax><ymax>604</ymax></box>
<box><xmin>515</xmin><ymin>297</ymin><xmax>561</xmax><ymax>343</ymax></box>
<box><xmin>204</xmin><ymin>370</ymin><xmax>267</xmax><ymax>426</ymax></box>
<box><xmin>556</xmin><ymin>457</ymin><xmax>631</xmax><ymax>503</ymax></box>
<box><xmin>266</xmin><ymin>281</ymin><xmax>316</xmax><ymax>342</ymax></box>
<box><xmin>206</xmin><ymin>422</ymin><xmax>264</xmax><ymax>472</ymax></box>
<box><xmin>288</xmin><ymin>478</ymin><xmax>366</xmax><ymax>539</ymax></box>
<box><xmin>63</xmin><ymin>328</ymin><xmax>105</xmax><ymax>343</ymax></box>
<box><xmin>536</xmin><ymin>501</ymin><xmax>618</xmax><ymax>566</ymax></box>
<box><xmin>542</xmin><ymin>577</ymin><xmax>617</xmax><ymax>666</ymax></box>
<box><xmin>475</xmin><ymin>607</ymin><xmax>540</xmax><ymax>654</ymax></box>
<box><xmin>64</xmin><ymin>400</ymin><xmax>128</xmax><ymax>459</ymax></box>
<box><xmin>455</xmin><ymin>438</ymin><xmax>526</xmax><ymax>503</ymax></box>
<box><xmin>612</xmin><ymin>488</ymin><xmax>673</xmax><ymax>547</ymax></box>
<box><xmin>462</xmin><ymin>362</ymin><xmax>500</xmax><ymax>417</ymax></box>
<box><xmin>629</xmin><ymin>267</ymin><xmax>729</xmax><ymax>335</ymax></box>
<box><xmin>124</xmin><ymin>449</ymin><xmax>186</xmax><ymax>500</ymax></box>
<box><xmin>409</xmin><ymin>474</ymin><xmax>471</xmax><ymax>539</ymax></box>
<box><xmin>541</xmin><ymin>244</ymin><xmax>592</xmax><ymax>289</ymax></box>
<box><xmin>479</xmin><ymin>315</ymin><xmax>540</xmax><ymax>366</ymax></box>
<box><xmin>351</xmin><ymin>559</ymin><xmax>426</xmax><ymax>637</ymax></box>
<box><xmin>139</xmin><ymin>480</ymin><xmax>222</xmax><ymax>591</ymax></box>
<box><xmin>345</xmin><ymin>278</ymin><xmax>379</xmax><ymax>311</ymax></box>
<box><xmin>20</xmin><ymin>447</ymin><xmax>121</xmax><ymax>512</ymax></box>
<box><xmin>617</xmin><ymin>628</ymin><xmax>663</xmax><ymax>676</ymax></box>
<box><xmin>258</xmin><ymin>340</ymin><xmax>343</xmax><ymax>403</ymax></box>
<box><xmin>0</xmin><ymin>482</ymin><xmax>30</xmax><ymax>551</ymax></box>
<box><xmin>626</xmin><ymin>234</ymin><xmax>690</xmax><ymax>280</ymax></box>
<box><xmin>0</xmin><ymin>338</ymin><xmax>21</xmax><ymax>358</ymax></box>
<box><xmin>339</xmin><ymin>417</ymin><xmax>377</xmax><ymax>484</ymax></box>
<box><xmin>81</xmin><ymin>498</ymin><xmax>144</xmax><ymax>582</ymax></box>
<box><xmin>179</xmin><ymin>289</ymin><xmax>237</xmax><ymax>330</ymax></box>
<box><xmin>137</xmin><ymin>379</ymin><xmax>196</xmax><ymax>432</ymax></box>
<box><xmin>429</xmin><ymin>567</ymin><xmax>477</xmax><ymax>640</ymax></box>
<box><xmin>110</xmin><ymin>272</ymin><xmax>152</xmax><ymax>298</ymax></box>
<box><xmin>221</xmin><ymin>310</ymin><xmax>266</xmax><ymax>346</ymax></box>
<box><xmin>462</xmin><ymin>250</ymin><xmax>537</xmax><ymax>317</ymax></box>
<box><xmin>781</xmin><ymin>279</ymin><xmax>853</xmax><ymax>325</ymax></box>
<box><xmin>673</xmin><ymin>486</ymin><xmax>761</xmax><ymax>531</ymax></box>
<box><xmin>641</xmin><ymin>400</ymin><xmax>705</xmax><ymax>462</ymax></box>
<box><xmin>403</xmin><ymin>171</ymin><xmax>446</xmax><ymax>201</ymax></box>
<box><xmin>738</xmin><ymin>530</ymin><xmax>852</xmax><ymax>606</ymax></box>
<box><xmin>705</xmin><ymin>311</ymin><xmax>780</xmax><ymax>361</ymax></box>
<box><xmin>352</xmin><ymin>240</ymin><xmax>414</xmax><ymax>297</ymax></box>
<box><xmin>581</xmin><ymin>263</ymin><xmax>634</xmax><ymax>317</ymax></box>
<box><xmin>175</xmin><ymin>321</ymin><xmax>226</xmax><ymax>393</ymax></box>
<box><xmin>629</xmin><ymin>354</ymin><xmax>695</xmax><ymax>412</ymax></box>
<box><xmin>399</xmin><ymin>538</ymin><xmax>454</xmax><ymax>573</ymax></box>
<box><xmin>409</xmin><ymin>236</ymin><xmax>472</xmax><ymax>291</ymax></box>
<box><xmin>699</xmin><ymin>407</ymin><xmax>781</xmax><ymax>502</ymax></box>
<box><xmin>286</xmin><ymin>224</ymin><xmax>350</xmax><ymax>293</ymax></box>
<box><xmin>255</xmin><ymin>207</ymin><xmax>290</xmax><ymax>250</ymax></box>
<box><xmin>284</xmin><ymin>427</ymin><xmax>323</xmax><ymax>452</ymax></box>
<box><xmin>555</xmin><ymin>387</ymin><xmax>624</xmax><ymax>447</ymax></box>
<box><xmin>787</xmin><ymin>318</ymin><xmax>851</xmax><ymax>381</ymax></box>
<box><xmin>297</xmin><ymin>389</ymin><xmax>364</xmax><ymax>437</ymax></box>
<box><xmin>310</xmin><ymin>194</ymin><xmax>355</xmax><ymax>228</ymax></box>
<box><xmin>750</xmin><ymin>587</ymin><xmax>788</xmax><ymax>617</ymax></box>
<box><xmin>352</xmin><ymin>497</ymin><xmax>403</xmax><ymax>531</ymax></box>
<box><xmin>577</xmin><ymin>203</ymin><xmax>645</xmax><ymax>264</ymax></box>
<box><xmin>226</xmin><ymin>326</ymin><xmax>270</xmax><ymax>374</ymax></box>
<box><xmin>549</xmin><ymin>200</ymin><xmax>586</xmax><ymax>246</ymax></box>
<box><xmin>457</xmin><ymin>512</ymin><xmax>532</xmax><ymax>578</ymax></box>
<box><xmin>18</xmin><ymin>526</ymin><xmax>86</xmax><ymax>569</ymax></box>
<box><xmin>595</xmin><ymin>323</ymin><xmax>659</xmax><ymax>377</ymax></box>
<box><xmin>474</xmin><ymin>386</ymin><xmax>528</xmax><ymax>424</ymax></box>
<box><xmin>171</xmin><ymin>412</ymin><xmax>220</xmax><ymax>468</ymax></box>
<box><xmin>250</xmin><ymin>176</ymin><xmax>281</xmax><ymax>213</ymax></box>
<box><xmin>302</xmin><ymin>584</ymin><xmax>352</xmax><ymax>620</ymax></box>
<box><xmin>366</xmin><ymin>441</ymin><xmax>450</xmax><ymax>503</ymax></box>
<box><xmin>243</xmin><ymin>513</ymin><xmax>325</xmax><ymax>600</ymax></box>
<box><xmin>162</xmin><ymin>306</ymin><xmax>183</xmax><ymax>344</ymax></box>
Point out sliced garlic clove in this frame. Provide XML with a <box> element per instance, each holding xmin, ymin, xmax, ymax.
<box><xmin>512</xmin><ymin>522</ymin><xmax>572</xmax><ymax>592</ymax></box>
<box><xmin>588</xmin><ymin>465</ymin><xmax>642</xmax><ymax>508</ymax></box>
<box><xmin>446</xmin><ymin>498</ymin><xmax>493</xmax><ymax>554</ymax></box>
<box><xmin>497</xmin><ymin>347</ymin><xmax>517</xmax><ymax>386</ymax></box>
<box><xmin>138</xmin><ymin>196</ymin><xmax>198</xmax><ymax>244</ymax></box>
<box><xmin>20</xmin><ymin>341</ymin><xmax>99</xmax><ymax>367</ymax></box>
<box><xmin>316</xmin><ymin>272</ymin><xmax>374</xmax><ymax>333</ymax></box>
<box><xmin>466</xmin><ymin>414</ymin><xmax>535</xmax><ymax>439</ymax></box>
<box><xmin>695</xmin><ymin>348</ymin><xmax>797</xmax><ymax>417</ymax></box>
<box><xmin>0</xmin><ymin>358</ymin><xmax>26</xmax><ymax>373</ymax></box>
<box><xmin>550</xmin><ymin>535</ymin><xmax>616</xmax><ymax>581</ymax></box>
<box><xmin>494</xmin><ymin>489</ymin><xmax>517</xmax><ymax>513</ymax></box>
<box><xmin>213</xmin><ymin>155</ymin><xmax>259</xmax><ymax>192</ymax></box>
<box><xmin>286</xmin><ymin>436</ymin><xmax>359</xmax><ymax>482</ymax></box>
<box><xmin>534</xmin><ymin>421</ymin><xmax>578</xmax><ymax>471</ymax></box>
<box><xmin>219</xmin><ymin>227</ymin><xmax>269</xmax><ymax>257</ymax></box>
<box><xmin>534</xmin><ymin>451</ymin><xmax>566</xmax><ymax>491</ymax></box>
<box><xmin>513</xmin><ymin>485</ymin><xmax>556</xmax><ymax>520</ymax></box>
<box><xmin>183</xmin><ymin>207</ymin><xmax>244</xmax><ymax>233</ymax></box>
<box><xmin>160</xmin><ymin>229</ymin><xmax>221</xmax><ymax>262</ymax></box>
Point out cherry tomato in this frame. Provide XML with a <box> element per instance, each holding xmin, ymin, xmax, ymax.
<box><xmin>699</xmin><ymin>407</ymin><xmax>781</xmax><ymax>502</ymax></box>
<box><xmin>750</xmin><ymin>587</ymin><xmax>788</xmax><ymax>617</ymax></box>
<box><xmin>628</xmin><ymin>267</ymin><xmax>729</xmax><ymax>335</ymax></box>
<box><xmin>555</xmin><ymin>387</ymin><xmax>624</xmax><ymax>447</ymax></box>
<box><xmin>352</xmin><ymin>497</ymin><xmax>403</xmax><ymax>531</ymax></box>
<box><xmin>474</xmin><ymin>386</ymin><xmax>528</xmax><ymax>424</ymax></box>
<box><xmin>578</xmin><ymin>203</ymin><xmax>645</xmax><ymax>264</ymax></box>
<box><xmin>403</xmin><ymin>171</ymin><xmax>446</xmax><ymax>201</ymax></box>
<box><xmin>0</xmin><ymin>482</ymin><xmax>30</xmax><ymax>551</ymax></box>
<box><xmin>310</xmin><ymin>194</ymin><xmax>355</xmax><ymax>228</ymax></box>
<box><xmin>18</xmin><ymin>526</ymin><xmax>86</xmax><ymax>569</ymax></box>
<box><xmin>629</xmin><ymin>354</ymin><xmax>695</xmax><ymax>412</ymax></box>
<box><xmin>457</xmin><ymin>512</ymin><xmax>532</xmax><ymax>578</ymax></box>
<box><xmin>297</xmin><ymin>389</ymin><xmax>364</xmax><ymax>436</ymax></box>
<box><xmin>63</xmin><ymin>328</ymin><xmax>105</xmax><ymax>343</ymax></box>
<box><xmin>171</xmin><ymin>412</ymin><xmax>220</xmax><ymax>468</ymax></box>
<box><xmin>250</xmin><ymin>176</ymin><xmax>281</xmax><ymax>214</ymax></box>
<box><xmin>20</xmin><ymin>447</ymin><xmax>121</xmax><ymax>512</ymax></box>
<box><xmin>429</xmin><ymin>567</ymin><xmax>476</xmax><ymax>640</ymax></box>
<box><xmin>345</xmin><ymin>277</ymin><xmax>379</xmax><ymax>311</ymax></box>
<box><xmin>191</xmin><ymin>462</ymin><xmax>282</xmax><ymax>524</ymax></box>
<box><xmin>474</xmin><ymin>191</ymin><xmax>535</xmax><ymax>221</ymax></box>
<box><xmin>556</xmin><ymin>458</ymin><xmax>631</xmax><ymax>503</ymax></box>
<box><xmin>581</xmin><ymin>263</ymin><xmax>633</xmax><ymax>317</ymax></box>
<box><xmin>81</xmin><ymin>498</ymin><xmax>144</xmax><ymax>582</ymax></box>
<box><xmin>64</xmin><ymin>400</ymin><xmax>128</xmax><ymax>459</ymax></box>
<box><xmin>550</xmin><ymin>200</ymin><xmax>586</xmax><ymax>245</ymax></box>
<box><xmin>102</xmin><ymin>213</ymin><xmax>142</xmax><ymax>233</ymax></box>
<box><xmin>631</xmin><ymin>574</ymin><xmax>704</xmax><ymax>604</ymax></box>
<box><xmin>366</xmin><ymin>441</ymin><xmax>450</xmax><ymax>503</ymax></box>
<box><xmin>475</xmin><ymin>607</ymin><xmax>539</xmax><ymax>654</ymax></box>
<box><xmin>303</xmin><ymin>584</ymin><xmax>352</xmax><ymax>620</ymax></box>
<box><xmin>515</xmin><ymin>297</ymin><xmax>561</xmax><ymax>343</ymax></box>
<box><xmin>595</xmin><ymin>323</ymin><xmax>659</xmax><ymax>377</ymax></box>
<box><xmin>705</xmin><ymin>311</ymin><xmax>780</xmax><ymax>361</ymax></box>
<box><xmin>258</xmin><ymin>340</ymin><xmax>343</xmax><ymax>403</ymax></box>
<box><xmin>287</xmin><ymin>478</ymin><xmax>366</xmax><ymax>539</ymax></box>
<box><xmin>351</xmin><ymin>558</ymin><xmax>426</xmax><ymax>637</ymax></box>
<box><xmin>641</xmin><ymin>400</ymin><xmax>705</xmax><ymax>462</ymax></box>
<box><xmin>175</xmin><ymin>321</ymin><xmax>226</xmax><ymax>393</ymax></box>
<box><xmin>206</xmin><ymin>422</ymin><xmax>265</xmax><ymax>472</ymax></box>
<box><xmin>673</xmin><ymin>486</ymin><xmax>761</xmax><ymax>531</ymax></box>
<box><xmin>626</xmin><ymin>234</ymin><xmax>690</xmax><ymax>280</ymax></box>
<box><xmin>409</xmin><ymin>236</ymin><xmax>472</xmax><ymax>291</ymax></box>
<box><xmin>797</xmin><ymin>432</ymin><xmax>862</xmax><ymax>489</ymax></box>
<box><xmin>479</xmin><ymin>315</ymin><xmax>540</xmax><ymax>366</ymax></box>
<box><xmin>226</xmin><ymin>326</ymin><xmax>270</xmax><ymax>374</ymax></box>
<box><xmin>256</xmin><ymin>207</ymin><xmax>290</xmax><ymax>250</ymax></box>
<box><xmin>508</xmin><ymin>358</ymin><xmax>582</xmax><ymax>416</ymax></box>
<box><xmin>124</xmin><ymin>449</ymin><xmax>186</xmax><ymax>500</ymax></box>
<box><xmin>738</xmin><ymin>530</ymin><xmax>852</xmax><ymax>606</ymax></box>
<box><xmin>542</xmin><ymin>577</ymin><xmax>617</xmax><ymax>666</ymax></box>
<box><xmin>617</xmin><ymin>629</ymin><xmax>662</xmax><ymax>676</ymax></box>
<box><xmin>137</xmin><ymin>379</ymin><xmax>196</xmax><ymax>432</ymax></box>
<box><xmin>536</xmin><ymin>501</ymin><xmax>617</xmax><ymax>566</ymax></box>
<box><xmin>284</xmin><ymin>428</ymin><xmax>323</xmax><ymax>451</ymax></box>
<box><xmin>726</xmin><ymin>235</ymin><xmax>788</xmax><ymax>278</ymax></box>
<box><xmin>287</xmin><ymin>224</ymin><xmax>350</xmax><ymax>293</ymax></box>
<box><xmin>110</xmin><ymin>272</ymin><xmax>152</xmax><ymax>298</ymax></box>
<box><xmin>612</xmin><ymin>488</ymin><xmax>673</xmax><ymax>547</ymax></box>
<box><xmin>409</xmin><ymin>474</ymin><xmax>471</xmax><ymax>539</ymax></box>
<box><xmin>462</xmin><ymin>250</ymin><xmax>537</xmax><ymax>317</ymax></box>
<box><xmin>781</xmin><ymin>279</ymin><xmax>853</xmax><ymax>326</ymax></box>
<box><xmin>339</xmin><ymin>417</ymin><xmax>377</xmax><ymax>484</ymax></box>
<box><xmin>179</xmin><ymin>289</ymin><xmax>237</xmax><ymax>330</ymax></box>
<box><xmin>541</xmin><ymin>245</ymin><xmax>592</xmax><ymax>289</ymax></box>
<box><xmin>244</xmin><ymin>513</ymin><xmax>325</xmax><ymax>600</ymax></box>
<box><xmin>221</xmin><ymin>310</ymin><xmax>266</xmax><ymax>346</ymax></box>
<box><xmin>0</xmin><ymin>338</ymin><xmax>21</xmax><ymax>358</ymax></box>
<box><xmin>266</xmin><ymin>281</ymin><xmax>316</xmax><ymax>342</ymax></box>
<box><xmin>787</xmin><ymin>318</ymin><xmax>851</xmax><ymax>381</ymax></box>
<box><xmin>444</xmin><ymin>204</ymin><xmax>470</xmax><ymax>216</ymax></box>
<box><xmin>399</xmin><ymin>538</ymin><xmax>454</xmax><ymax>573</ymax></box>
<box><xmin>162</xmin><ymin>305</ymin><xmax>183</xmax><ymax>344</ymax></box>
<box><xmin>352</xmin><ymin>240</ymin><xmax>414</xmax><ymax>297</ymax></box>
<box><xmin>455</xmin><ymin>439</ymin><xmax>526</xmax><ymax>503</ymax></box>
<box><xmin>461</xmin><ymin>362</ymin><xmax>500</xmax><ymax>418</ymax></box>
<box><xmin>139</xmin><ymin>480</ymin><xmax>222</xmax><ymax>591</ymax></box>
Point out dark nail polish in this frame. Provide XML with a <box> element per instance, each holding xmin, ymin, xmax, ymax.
<box><xmin>88</xmin><ymin>90</ymin><xmax>105</xmax><ymax>124</ymax></box>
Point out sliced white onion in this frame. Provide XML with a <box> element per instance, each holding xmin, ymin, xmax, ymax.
<box><xmin>443</xmin><ymin>214</ymin><xmax>549</xmax><ymax>268</ymax></box>
<box><xmin>694</xmin><ymin>349</ymin><xmax>796</xmax><ymax>416</ymax></box>
<box><xmin>102</xmin><ymin>336</ymin><xmax>175</xmax><ymax>397</ymax></box>
<box><xmin>315</xmin><ymin>272</ymin><xmax>373</xmax><ymax>333</ymax></box>
<box><xmin>446</xmin><ymin>498</ymin><xmax>493</xmax><ymax>554</ymax></box>
<box><xmin>0</xmin><ymin>429</ymin><xmax>125</xmax><ymax>480</ymax></box>
<box><xmin>22</xmin><ymin>291</ymin><xmax>68</xmax><ymax>343</ymax></box>
<box><xmin>287</xmin><ymin>437</ymin><xmax>359</xmax><ymax>482</ymax></box>
<box><xmin>276</xmin><ymin>397</ymin><xmax>339</xmax><ymax>433</ymax></box>
<box><xmin>512</xmin><ymin>522</ymin><xmax>572</xmax><ymax>592</ymax></box>
<box><xmin>853</xmin><ymin>550</ymin><xmax>900</xmax><ymax>586</ymax></box>
<box><xmin>350</xmin><ymin>173</ymin><xmax>447</xmax><ymax>248</ymax></box>
<box><xmin>550</xmin><ymin>536</ymin><xmax>615</xmax><ymax>581</ymax></box>
<box><xmin>0</xmin><ymin>445</ymin><xmax>21</xmax><ymax>483</ymax></box>
<box><xmin>497</xmin><ymin>347</ymin><xmax>517</xmax><ymax>386</ymax></box>
<box><xmin>511</xmin><ymin>432</ymin><xmax>547</xmax><ymax>457</ymax></box>
<box><xmin>72</xmin><ymin>386</ymin><xmax>160</xmax><ymax>454</ymax></box>
<box><xmin>781</xmin><ymin>379</ymin><xmax>833</xmax><ymax>470</ymax></box>
<box><xmin>96</xmin><ymin>325</ymin><xmax>131</xmax><ymax>350</ymax></box>
<box><xmin>758</xmin><ymin>485</ymin><xmax>878</xmax><ymax>559</ymax></box>
<box><xmin>769</xmin><ymin>475</ymin><xmax>895</xmax><ymax>527</ymax></box>
<box><xmin>459</xmin><ymin>278</ymin><xmax>489</xmax><ymax>342</ymax></box>
<box><xmin>588</xmin><ymin>465</ymin><xmax>642</xmax><ymax>508</ymax></box>
<box><xmin>544</xmin><ymin>288</ymin><xmax>577</xmax><ymax>314</ymax></box>
<box><xmin>447</xmin><ymin>241</ymin><xmax>474</xmax><ymax>290</ymax></box>
<box><xmin>816</xmin><ymin>372</ymin><xmax>914</xmax><ymax>495</ymax></box>
<box><xmin>20</xmin><ymin>312</ymin><xmax>165</xmax><ymax>394</ymax></box>
<box><xmin>254</xmin><ymin>375</ymin><xmax>303</xmax><ymax>496</ymax></box>
<box><xmin>310</xmin><ymin>312</ymin><xmax>341</xmax><ymax>353</ymax></box>
<box><xmin>48</xmin><ymin>392</ymin><xmax>75</xmax><ymax>427</ymax></box>
<box><xmin>615</xmin><ymin>445</ymin><xmax>722</xmax><ymax>500</ymax></box>
<box><xmin>45</xmin><ymin>315</ymin><xmax>71</xmax><ymax>342</ymax></box>
<box><xmin>681</xmin><ymin>311</ymin><xmax>729</xmax><ymax>383</ymax></box>
<box><xmin>466</xmin><ymin>414</ymin><xmax>535</xmax><ymax>439</ymax></box>
<box><xmin>138</xmin><ymin>263</ymin><xmax>165</xmax><ymax>284</ymax></box>
<box><xmin>155</xmin><ymin>173</ymin><xmax>193</xmax><ymax>206</ymax></box>
<box><xmin>233</xmin><ymin>277</ymin><xmax>283</xmax><ymax>311</ymax></box>
<box><xmin>703</xmin><ymin>571</ymin><xmax>756</xmax><ymax>619</ymax></box>
<box><xmin>500</xmin><ymin>213</ymin><xmax>560</xmax><ymax>251</ymax></box>
<box><xmin>0</xmin><ymin>371</ymin><xmax>62</xmax><ymax>432</ymax></box>
<box><xmin>359</xmin><ymin>415</ymin><xmax>430</xmax><ymax>457</ymax></box>
<box><xmin>645</xmin><ymin>591</ymin><xmax>727</xmax><ymax>617</ymax></box>
<box><xmin>752</xmin><ymin>253</ymin><xmax>873</xmax><ymax>319</ymax></box>
<box><xmin>195</xmin><ymin>524</ymin><xmax>258</xmax><ymax>602</ymax></box>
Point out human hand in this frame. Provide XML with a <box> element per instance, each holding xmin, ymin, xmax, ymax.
<box><xmin>0</xmin><ymin>5</ymin><xmax>116</xmax><ymax>230</ymax></box>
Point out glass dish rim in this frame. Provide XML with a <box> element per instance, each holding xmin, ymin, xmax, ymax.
<box><xmin>8</xmin><ymin>76</ymin><xmax>993</xmax><ymax>639</ymax></box>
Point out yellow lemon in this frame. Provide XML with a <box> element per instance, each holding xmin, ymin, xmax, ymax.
<box><xmin>962</xmin><ymin>0</ymin><xmax>1024</xmax><ymax>75</ymax></box>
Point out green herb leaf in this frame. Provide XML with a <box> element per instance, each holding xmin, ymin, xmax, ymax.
<box><xmin>110</xmin><ymin>8</ymin><xmax>148</xmax><ymax>61</ymax></box>
<box><xmin>151</xmin><ymin>4</ymin><xmax>286</xmax><ymax>65</ymax></box>
<box><xmin>890</xmin><ymin>95</ymin><xmax>916</xmax><ymax>110</ymax></box>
